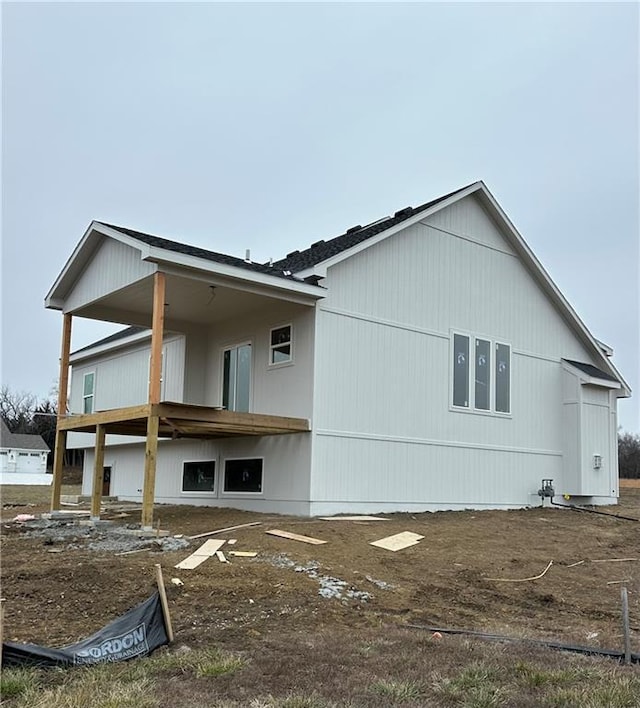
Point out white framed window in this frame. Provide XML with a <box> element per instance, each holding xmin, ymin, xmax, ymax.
<box><xmin>269</xmin><ymin>324</ymin><xmax>292</xmax><ymax>365</ymax></box>
<box><xmin>223</xmin><ymin>458</ymin><xmax>263</xmax><ymax>494</ymax></box>
<box><xmin>83</xmin><ymin>372</ymin><xmax>95</xmax><ymax>414</ymax></box>
<box><xmin>222</xmin><ymin>342</ymin><xmax>252</xmax><ymax>412</ymax></box>
<box><xmin>182</xmin><ymin>460</ymin><xmax>216</xmax><ymax>494</ymax></box>
<box><xmin>451</xmin><ymin>333</ymin><xmax>511</xmax><ymax>415</ymax></box>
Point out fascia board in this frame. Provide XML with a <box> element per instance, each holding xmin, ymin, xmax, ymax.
<box><xmin>475</xmin><ymin>187</ymin><xmax>630</xmax><ymax>392</ymax></box>
<box><xmin>294</xmin><ymin>182</ymin><xmax>485</xmax><ymax>279</ymax></box>
<box><xmin>143</xmin><ymin>246</ymin><xmax>325</xmax><ymax>301</ymax></box>
<box><xmin>561</xmin><ymin>360</ymin><xmax>624</xmax><ymax>391</ymax></box>
<box><xmin>45</xmin><ymin>222</ymin><xmax>153</xmax><ymax>309</ymax></box>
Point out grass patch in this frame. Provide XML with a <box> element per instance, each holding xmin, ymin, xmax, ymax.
<box><xmin>370</xmin><ymin>678</ymin><xmax>425</xmax><ymax>702</ymax></box>
<box><xmin>0</xmin><ymin>667</ymin><xmax>42</xmax><ymax>699</ymax></box>
<box><xmin>146</xmin><ymin>645</ymin><xmax>245</xmax><ymax>678</ymax></box>
<box><xmin>433</xmin><ymin>663</ymin><xmax>506</xmax><ymax>706</ymax></box>
<box><xmin>13</xmin><ymin>664</ymin><xmax>156</xmax><ymax>708</ymax></box>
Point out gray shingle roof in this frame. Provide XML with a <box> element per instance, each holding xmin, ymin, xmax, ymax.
<box><xmin>96</xmin><ymin>223</ymin><xmax>305</xmax><ymax>281</ymax></box>
<box><xmin>0</xmin><ymin>420</ymin><xmax>49</xmax><ymax>451</ymax></box>
<box><xmin>271</xmin><ymin>184</ymin><xmax>475</xmax><ymax>273</ymax></box>
<box><xmin>563</xmin><ymin>359</ymin><xmax>619</xmax><ymax>383</ymax></box>
<box><xmin>72</xmin><ymin>326</ymin><xmax>147</xmax><ymax>356</ymax></box>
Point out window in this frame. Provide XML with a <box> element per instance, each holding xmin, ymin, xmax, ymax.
<box><xmin>182</xmin><ymin>460</ymin><xmax>216</xmax><ymax>493</ymax></box>
<box><xmin>30</xmin><ymin>453</ymin><xmax>40</xmax><ymax>457</ymax></box>
<box><xmin>495</xmin><ymin>343</ymin><xmax>511</xmax><ymax>413</ymax></box>
<box><xmin>474</xmin><ymin>338</ymin><xmax>491</xmax><ymax>411</ymax></box>
<box><xmin>224</xmin><ymin>458</ymin><xmax>263</xmax><ymax>493</ymax></box>
<box><xmin>452</xmin><ymin>333</ymin><xmax>510</xmax><ymax>414</ymax></box>
<box><xmin>18</xmin><ymin>452</ymin><xmax>28</xmax><ymax>457</ymax></box>
<box><xmin>453</xmin><ymin>334</ymin><xmax>469</xmax><ymax>407</ymax></box>
<box><xmin>269</xmin><ymin>325</ymin><xmax>292</xmax><ymax>365</ymax></box>
<box><xmin>222</xmin><ymin>343</ymin><xmax>251</xmax><ymax>412</ymax></box>
<box><xmin>83</xmin><ymin>372</ymin><xmax>95</xmax><ymax>414</ymax></box>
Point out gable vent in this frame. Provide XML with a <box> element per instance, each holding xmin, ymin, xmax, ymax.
<box><xmin>346</xmin><ymin>225</ymin><xmax>362</xmax><ymax>234</ymax></box>
<box><xmin>286</xmin><ymin>249</ymin><xmax>300</xmax><ymax>259</ymax></box>
<box><xmin>394</xmin><ymin>207</ymin><xmax>413</xmax><ymax>218</ymax></box>
<box><xmin>310</xmin><ymin>239</ymin><xmax>325</xmax><ymax>249</ymax></box>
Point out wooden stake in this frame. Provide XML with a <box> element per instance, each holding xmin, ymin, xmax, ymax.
<box><xmin>621</xmin><ymin>586</ymin><xmax>631</xmax><ymax>665</ymax></box>
<box><xmin>0</xmin><ymin>598</ymin><xmax>5</xmax><ymax>666</ymax></box>
<box><xmin>154</xmin><ymin>564</ymin><xmax>174</xmax><ymax>643</ymax></box>
<box><xmin>51</xmin><ymin>313</ymin><xmax>72</xmax><ymax>511</ymax></box>
<box><xmin>90</xmin><ymin>424</ymin><xmax>106</xmax><ymax>520</ymax></box>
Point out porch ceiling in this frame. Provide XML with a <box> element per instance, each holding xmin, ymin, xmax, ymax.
<box><xmin>70</xmin><ymin>273</ymin><xmax>313</xmax><ymax>328</ymax></box>
<box><xmin>57</xmin><ymin>402</ymin><xmax>310</xmax><ymax>439</ymax></box>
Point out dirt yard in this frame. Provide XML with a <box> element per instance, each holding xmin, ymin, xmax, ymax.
<box><xmin>1</xmin><ymin>486</ymin><xmax>639</xmax><ymax>706</ymax></box>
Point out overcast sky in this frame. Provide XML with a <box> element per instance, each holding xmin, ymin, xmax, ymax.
<box><xmin>2</xmin><ymin>2</ymin><xmax>638</xmax><ymax>432</ymax></box>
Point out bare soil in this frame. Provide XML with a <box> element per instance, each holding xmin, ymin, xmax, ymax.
<box><xmin>2</xmin><ymin>486</ymin><xmax>639</xmax><ymax>662</ymax></box>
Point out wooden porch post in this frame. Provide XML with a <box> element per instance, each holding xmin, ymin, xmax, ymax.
<box><xmin>51</xmin><ymin>313</ymin><xmax>72</xmax><ymax>512</ymax></box>
<box><xmin>141</xmin><ymin>271</ymin><xmax>165</xmax><ymax>530</ymax></box>
<box><xmin>90</xmin><ymin>424</ymin><xmax>106</xmax><ymax>521</ymax></box>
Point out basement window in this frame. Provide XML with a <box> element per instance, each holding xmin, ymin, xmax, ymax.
<box><xmin>83</xmin><ymin>372</ymin><xmax>95</xmax><ymax>414</ymax></box>
<box><xmin>224</xmin><ymin>458</ymin><xmax>263</xmax><ymax>493</ymax></box>
<box><xmin>269</xmin><ymin>325</ymin><xmax>292</xmax><ymax>365</ymax></box>
<box><xmin>182</xmin><ymin>460</ymin><xmax>216</xmax><ymax>493</ymax></box>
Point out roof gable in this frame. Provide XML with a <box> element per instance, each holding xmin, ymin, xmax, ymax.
<box><xmin>0</xmin><ymin>420</ymin><xmax>49</xmax><ymax>451</ymax></box>
<box><xmin>272</xmin><ymin>184</ymin><xmax>475</xmax><ymax>273</ymax></box>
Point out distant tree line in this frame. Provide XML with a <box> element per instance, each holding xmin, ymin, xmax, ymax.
<box><xmin>0</xmin><ymin>385</ymin><xmax>83</xmax><ymax>468</ymax></box>
<box><xmin>619</xmin><ymin>430</ymin><xmax>640</xmax><ymax>479</ymax></box>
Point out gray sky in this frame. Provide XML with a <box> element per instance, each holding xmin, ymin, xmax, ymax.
<box><xmin>2</xmin><ymin>2</ymin><xmax>639</xmax><ymax>432</ymax></box>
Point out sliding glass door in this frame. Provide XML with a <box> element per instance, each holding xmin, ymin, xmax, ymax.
<box><xmin>222</xmin><ymin>343</ymin><xmax>251</xmax><ymax>412</ymax></box>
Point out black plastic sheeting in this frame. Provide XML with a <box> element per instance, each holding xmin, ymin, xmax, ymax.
<box><xmin>2</xmin><ymin>592</ymin><xmax>169</xmax><ymax>668</ymax></box>
<box><xmin>408</xmin><ymin>625</ymin><xmax>639</xmax><ymax>664</ymax></box>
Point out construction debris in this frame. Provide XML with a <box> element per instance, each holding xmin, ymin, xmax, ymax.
<box><xmin>189</xmin><ymin>521</ymin><xmax>261</xmax><ymax>540</ymax></box>
<box><xmin>175</xmin><ymin>539</ymin><xmax>225</xmax><ymax>570</ymax></box>
<box><xmin>486</xmin><ymin>560</ymin><xmax>553</xmax><ymax>583</ymax></box>
<box><xmin>216</xmin><ymin>550</ymin><xmax>229</xmax><ymax>563</ymax></box>
<box><xmin>230</xmin><ymin>551</ymin><xmax>258</xmax><ymax>558</ymax></box>
<box><xmin>319</xmin><ymin>516</ymin><xmax>388</xmax><ymax>521</ymax></box>
<box><xmin>266</xmin><ymin>529</ymin><xmax>327</xmax><ymax>545</ymax></box>
<box><xmin>370</xmin><ymin>531</ymin><xmax>424</xmax><ymax>552</ymax></box>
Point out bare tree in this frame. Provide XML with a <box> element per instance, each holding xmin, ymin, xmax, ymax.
<box><xmin>619</xmin><ymin>430</ymin><xmax>640</xmax><ymax>479</ymax></box>
<box><xmin>0</xmin><ymin>385</ymin><xmax>38</xmax><ymax>433</ymax></box>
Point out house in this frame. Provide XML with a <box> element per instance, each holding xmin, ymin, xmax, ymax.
<box><xmin>44</xmin><ymin>181</ymin><xmax>630</xmax><ymax>527</ymax></box>
<box><xmin>0</xmin><ymin>419</ymin><xmax>50</xmax><ymax>485</ymax></box>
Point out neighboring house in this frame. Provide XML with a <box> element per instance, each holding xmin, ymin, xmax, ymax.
<box><xmin>0</xmin><ymin>419</ymin><xmax>50</xmax><ymax>485</ymax></box>
<box><xmin>45</xmin><ymin>181</ymin><xmax>630</xmax><ymax>522</ymax></box>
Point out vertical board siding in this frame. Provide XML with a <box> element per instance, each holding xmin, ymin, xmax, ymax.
<box><xmin>82</xmin><ymin>434</ymin><xmax>311</xmax><ymax>514</ymax></box>
<box><xmin>64</xmin><ymin>238</ymin><xmax>154</xmax><ymax>313</ymax></box>
<box><xmin>311</xmin><ymin>194</ymin><xmax>614</xmax><ymax>509</ymax></box>
<box><xmin>69</xmin><ymin>337</ymin><xmax>185</xmax><ymax>412</ymax></box>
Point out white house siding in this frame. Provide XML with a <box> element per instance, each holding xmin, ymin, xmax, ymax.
<box><xmin>76</xmin><ymin>300</ymin><xmax>315</xmax><ymax>513</ymax></box>
<box><xmin>309</xmin><ymin>194</ymin><xmax>612</xmax><ymax>514</ymax></box>
<box><xmin>67</xmin><ymin>335</ymin><xmax>185</xmax><ymax>450</ymax></box>
<box><xmin>82</xmin><ymin>434</ymin><xmax>312</xmax><ymax>515</ymax></box>
<box><xmin>63</xmin><ymin>237</ymin><xmax>154</xmax><ymax>313</ymax></box>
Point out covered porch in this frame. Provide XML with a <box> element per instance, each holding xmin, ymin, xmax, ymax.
<box><xmin>46</xmin><ymin>221</ymin><xmax>324</xmax><ymax>528</ymax></box>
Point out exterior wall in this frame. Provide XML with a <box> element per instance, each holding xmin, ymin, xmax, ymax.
<box><xmin>82</xmin><ymin>434</ymin><xmax>312</xmax><ymax>515</ymax></box>
<box><xmin>64</xmin><ymin>238</ymin><xmax>154</xmax><ymax>313</ymax></box>
<box><xmin>309</xmin><ymin>193</ymin><xmax>615</xmax><ymax>513</ymax></box>
<box><xmin>74</xmin><ymin>300</ymin><xmax>316</xmax><ymax>512</ymax></box>
<box><xmin>0</xmin><ymin>449</ymin><xmax>48</xmax><ymax>474</ymax></box>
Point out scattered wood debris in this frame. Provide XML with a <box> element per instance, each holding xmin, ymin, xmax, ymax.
<box><xmin>175</xmin><ymin>539</ymin><xmax>225</xmax><ymax>570</ymax></box>
<box><xmin>566</xmin><ymin>560</ymin><xmax>585</xmax><ymax>568</ymax></box>
<box><xmin>230</xmin><ymin>551</ymin><xmax>258</xmax><ymax>558</ymax></box>
<box><xmin>591</xmin><ymin>558</ymin><xmax>639</xmax><ymax>563</ymax></box>
<box><xmin>266</xmin><ymin>529</ymin><xmax>327</xmax><ymax>545</ymax></box>
<box><xmin>486</xmin><ymin>560</ymin><xmax>553</xmax><ymax>583</ymax></box>
<box><xmin>216</xmin><ymin>550</ymin><xmax>229</xmax><ymax>563</ymax></box>
<box><xmin>319</xmin><ymin>516</ymin><xmax>389</xmax><ymax>521</ymax></box>
<box><xmin>189</xmin><ymin>521</ymin><xmax>261</xmax><ymax>540</ymax></box>
<box><xmin>370</xmin><ymin>531</ymin><xmax>424</xmax><ymax>552</ymax></box>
